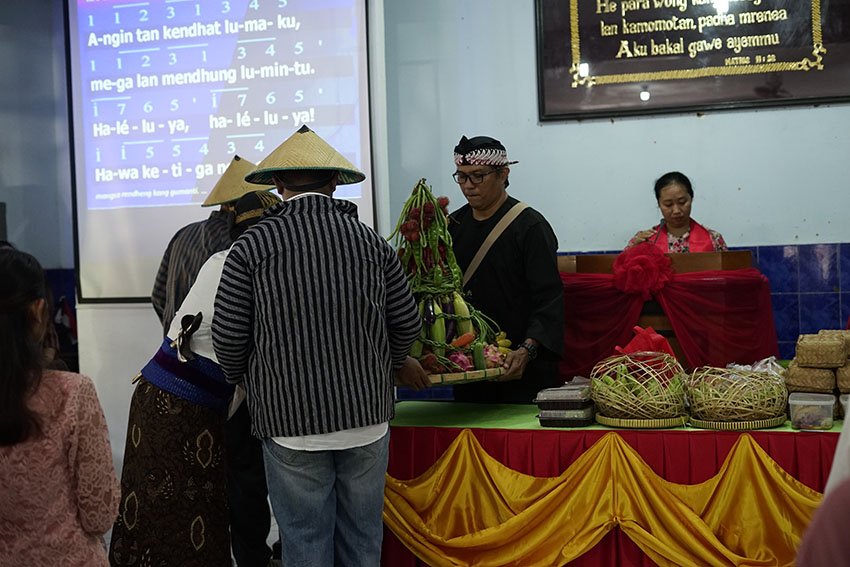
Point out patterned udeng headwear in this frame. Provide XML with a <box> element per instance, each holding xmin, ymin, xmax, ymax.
<box><xmin>453</xmin><ymin>135</ymin><xmax>519</xmax><ymax>167</ymax></box>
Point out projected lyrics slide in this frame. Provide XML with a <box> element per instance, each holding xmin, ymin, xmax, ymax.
<box><xmin>77</xmin><ymin>0</ymin><xmax>366</xmax><ymax>210</ymax></box>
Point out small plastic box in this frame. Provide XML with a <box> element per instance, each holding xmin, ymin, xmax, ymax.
<box><xmin>537</xmin><ymin>407</ymin><xmax>595</xmax><ymax>427</ymax></box>
<box><xmin>534</xmin><ymin>384</ymin><xmax>592</xmax><ymax>410</ymax></box>
<box><xmin>789</xmin><ymin>392</ymin><xmax>835</xmax><ymax>430</ymax></box>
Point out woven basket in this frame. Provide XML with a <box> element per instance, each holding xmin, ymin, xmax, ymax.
<box><xmin>785</xmin><ymin>359</ymin><xmax>835</xmax><ymax>393</ymax></box>
<box><xmin>795</xmin><ymin>334</ymin><xmax>848</xmax><ymax>368</ymax></box>
<box><xmin>686</xmin><ymin>367</ymin><xmax>787</xmax><ymax>421</ymax></box>
<box><xmin>819</xmin><ymin>329</ymin><xmax>850</xmax><ymax>355</ymax></box>
<box><xmin>590</xmin><ymin>351</ymin><xmax>687</xmax><ymax>419</ymax></box>
<box><xmin>837</xmin><ymin>361</ymin><xmax>850</xmax><ymax>393</ymax></box>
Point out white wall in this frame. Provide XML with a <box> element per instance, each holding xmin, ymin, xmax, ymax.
<box><xmin>0</xmin><ymin>0</ymin><xmax>74</xmax><ymax>268</ymax></box>
<box><xmin>382</xmin><ymin>0</ymin><xmax>850</xmax><ymax>251</ymax></box>
<box><xmin>76</xmin><ymin>305</ymin><xmax>163</xmax><ymax>467</ymax></box>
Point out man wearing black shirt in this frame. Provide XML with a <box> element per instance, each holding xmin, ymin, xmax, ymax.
<box><xmin>448</xmin><ymin>135</ymin><xmax>565</xmax><ymax>403</ymax></box>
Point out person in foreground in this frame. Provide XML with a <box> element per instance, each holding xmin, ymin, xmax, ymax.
<box><xmin>626</xmin><ymin>171</ymin><xmax>727</xmax><ymax>253</ymax></box>
<box><xmin>448</xmin><ymin>135</ymin><xmax>565</xmax><ymax>403</ymax></box>
<box><xmin>213</xmin><ymin>125</ymin><xmax>424</xmax><ymax>567</ymax></box>
<box><xmin>795</xmin><ymin>476</ymin><xmax>850</xmax><ymax>565</ymax></box>
<box><xmin>0</xmin><ymin>248</ymin><xmax>120</xmax><ymax>566</ymax></box>
<box><xmin>108</xmin><ymin>190</ymin><xmax>281</xmax><ymax>567</ymax></box>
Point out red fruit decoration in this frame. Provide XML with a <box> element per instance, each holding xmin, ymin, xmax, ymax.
<box><xmin>389</xmin><ymin>178</ymin><xmax>503</xmax><ymax>375</ymax></box>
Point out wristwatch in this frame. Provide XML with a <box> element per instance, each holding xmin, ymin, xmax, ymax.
<box><xmin>518</xmin><ymin>342</ymin><xmax>538</xmax><ymax>360</ymax></box>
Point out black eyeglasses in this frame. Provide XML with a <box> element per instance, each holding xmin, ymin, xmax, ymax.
<box><xmin>452</xmin><ymin>167</ymin><xmax>504</xmax><ymax>185</ymax></box>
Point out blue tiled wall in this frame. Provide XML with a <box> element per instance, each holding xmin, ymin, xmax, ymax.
<box><xmin>44</xmin><ymin>269</ymin><xmax>76</xmax><ymax>311</ymax></box>
<box><xmin>397</xmin><ymin>243</ymin><xmax>850</xmax><ymax>400</ymax></box>
<box><xmin>743</xmin><ymin>243</ymin><xmax>848</xmax><ymax>360</ymax></box>
<box><xmin>396</xmin><ymin>384</ymin><xmax>455</xmax><ymax>400</ymax></box>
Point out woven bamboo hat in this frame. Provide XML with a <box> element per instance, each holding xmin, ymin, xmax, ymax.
<box><xmin>244</xmin><ymin>125</ymin><xmax>365</xmax><ymax>186</ymax></box>
<box><xmin>202</xmin><ymin>155</ymin><xmax>273</xmax><ymax>207</ymax></box>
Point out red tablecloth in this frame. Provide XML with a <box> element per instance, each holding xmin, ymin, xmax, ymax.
<box><xmin>382</xmin><ymin>425</ymin><xmax>838</xmax><ymax>567</ymax></box>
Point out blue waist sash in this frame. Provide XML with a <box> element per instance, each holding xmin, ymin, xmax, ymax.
<box><xmin>141</xmin><ymin>339</ymin><xmax>233</xmax><ymax>412</ymax></box>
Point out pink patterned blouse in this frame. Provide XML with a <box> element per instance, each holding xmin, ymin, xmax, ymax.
<box><xmin>626</xmin><ymin>225</ymin><xmax>728</xmax><ymax>253</ymax></box>
<box><xmin>0</xmin><ymin>371</ymin><xmax>120</xmax><ymax>567</ymax></box>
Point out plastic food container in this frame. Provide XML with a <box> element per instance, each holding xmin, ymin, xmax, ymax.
<box><xmin>537</xmin><ymin>407</ymin><xmax>595</xmax><ymax>427</ymax></box>
<box><xmin>789</xmin><ymin>392</ymin><xmax>835</xmax><ymax>430</ymax></box>
<box><xmin>534</xmin><ymin>384</ymin><xmax>592</xmax><ymax>410</ymax></box>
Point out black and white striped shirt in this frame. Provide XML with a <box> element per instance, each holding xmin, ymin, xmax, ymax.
<box><xmin>212</xmin><ymin>195</ymin><xmax>420</xmax><ymax>438</ymax></box>
<box><xmin>151</xmin><ymin>211</ymin><xmax>232</xmax><ymax>335</ymax></box>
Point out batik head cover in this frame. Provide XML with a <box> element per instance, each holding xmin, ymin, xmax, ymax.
<box><xmin>453</xmin><ymin>136</ymin><xmax>519</xmax><ymax>167</ymax></box>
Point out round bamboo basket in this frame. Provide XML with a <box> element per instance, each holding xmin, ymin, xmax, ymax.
<box><xmin>688</xmin><ymin>415</ymin><xmax>787</xmax><ymax>431</ymax></box>
<box><xmin>686</xmin><ymin>366</ymin><xmax>787</xmax><ymax>422</ymax></box>
<box><xmin>590</xmin><ymin>351</ymin><xmax>687</xmax><ymax>420</ymax></box>
<box><xmin>595</xmin><ymin>414</ymin><xmax>687</xmax><ymax>429</ymax></box>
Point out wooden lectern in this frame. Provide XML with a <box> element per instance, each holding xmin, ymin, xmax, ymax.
<box><xmin>558</xmin><ymin>251</ymin><xmax>752</xmax><ymax>368</ymax></box>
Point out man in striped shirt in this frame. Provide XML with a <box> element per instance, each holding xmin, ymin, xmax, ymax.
<box><xmin>151</xmin><ymin>156</ymin><xmax>271</xmax><ymax>336</ymax></box>
<box><xmin>151</xmin><ymin>210</ymin><xmax>231</xmax><ymax>335</ymax></box>
<box><xmin>212</xmin><ymin>126</ymin><xmax>425</xmax><ymax>566</ymax></box>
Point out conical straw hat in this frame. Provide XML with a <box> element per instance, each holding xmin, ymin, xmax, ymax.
<box><xmin>202</xmin><ymin>155</ymin><xmax>273</xmax><ymax>207</ymax></box>
<box><xmin>244</xmin><ymin>125</ymin><xmax>365</xmax><ymax>186</ymax></box>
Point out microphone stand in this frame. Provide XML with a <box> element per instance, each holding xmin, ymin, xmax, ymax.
<box><xmin>652</xmin><ymin>219</ymin><xmax>666</xmax><ymax>245</ymax></box>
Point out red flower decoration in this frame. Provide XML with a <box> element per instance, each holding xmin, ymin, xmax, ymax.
<box><xmin>612</xmin><ymin>242</ymin><xmax>673</xmax><ymax>300</ymax></box>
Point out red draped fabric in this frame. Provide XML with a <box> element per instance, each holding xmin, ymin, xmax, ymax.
<box><xmin>382</xmin><ymin>427</ymin><xmax>838</xmax><ymax>567</ymax></box>
<box><xmin>561</xmin><ymin>273</ymin><xmax>644</xmax><ymax>378</ymax></box>
<box><xmin>657</xmin><ymin>269</ymin><xmax>779</xmax><ymax>369</ymax></box>
<box><xmin>559</xmin><ymin>262</ymin><xmax>779</xmax><ymax>378</ymax></box>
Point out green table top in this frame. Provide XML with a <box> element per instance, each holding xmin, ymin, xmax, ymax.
<box><xmin>390</xmin><ymin>401</ymin><xmax>843</xmax><ymax>433</ymax></box>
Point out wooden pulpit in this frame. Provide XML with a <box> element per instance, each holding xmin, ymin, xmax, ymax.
<box><xmin>558</xmin><ymin>251</ymin><xmax>752</xmax><ymax>369</ymax></box>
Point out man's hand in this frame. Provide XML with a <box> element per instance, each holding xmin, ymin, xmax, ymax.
<box><xmin>494</xmin><ymin>338</ymin><xmax>541</xmax><ymax>382</ymax></box>
<box><xmin>395</xmin><ymin>356</ymin><xmax>432</xmax><ymax>391</ymax></box>
<box><xmin>493</xmin><ymin>348</ymin><xmax>529</xmax><ymax>382</ymax></box>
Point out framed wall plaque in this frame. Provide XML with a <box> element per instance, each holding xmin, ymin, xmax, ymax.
<box><xmin>536</xmin><ymin>0</ymin><xmax>850</xmax><ymax>120</ymax></box>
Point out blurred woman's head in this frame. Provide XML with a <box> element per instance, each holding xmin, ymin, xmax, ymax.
<box><xmin>0</xmin><ymin>249</ymin><xmax>49</xmax><ymax>445</ymax></box>
<box><xmin>653</xmin><ymin>171</ymin><xmax>694</xmax><ymax>232</ymax></box>
<box><xmin>229</xmin><ymin>190</ymin><xmax>282</xmax><ymax>240</ymax></box>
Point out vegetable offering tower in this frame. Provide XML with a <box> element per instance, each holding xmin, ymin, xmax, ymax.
<box><xmin>390</xmin><ymin>179</ymin><xmax>510</xmax><ymax>375</ymax></box>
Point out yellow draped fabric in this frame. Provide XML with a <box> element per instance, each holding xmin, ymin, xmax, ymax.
<box><xmin>384</xmin><ymin>430</ymin><xmax>823</xmax><ymax>567</ymax></box>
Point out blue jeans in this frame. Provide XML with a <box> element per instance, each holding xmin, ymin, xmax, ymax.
<box><xmin>261</xmin><ymin>432</ymin><xmax>390</xmax><ymax>567</ymax></box>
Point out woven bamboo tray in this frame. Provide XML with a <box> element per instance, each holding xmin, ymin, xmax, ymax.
<box><xmin>595</xmin><ymin>414</ymin><xmax>687</xmax><ymax>429</ymax></box>
<box><xmin>688</xmin><ymin>415</ymin><xmax>787</xmax><ymax>431</ymax></box>
<box><xmin>428</xmin><ymin>367</ymin><xmax>504</xmax><ymax>385</ymax></box>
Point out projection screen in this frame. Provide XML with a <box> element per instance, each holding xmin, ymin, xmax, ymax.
<box><xmin>66</xmin><ymin>0</ymin><xmax>373</xmax><ymax>301</ymax></box>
